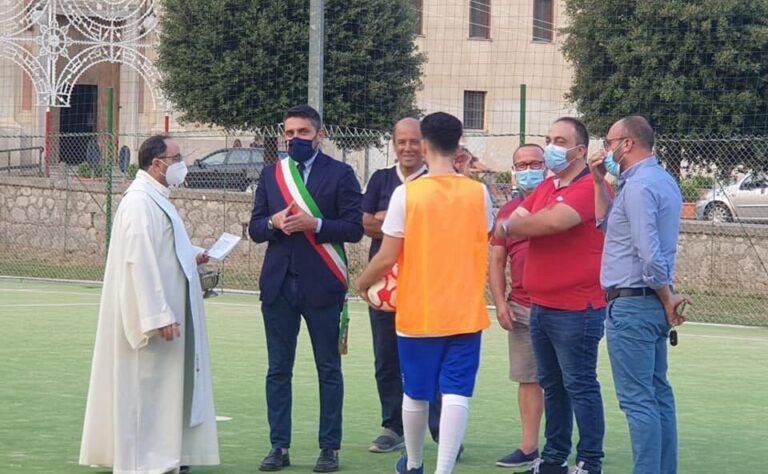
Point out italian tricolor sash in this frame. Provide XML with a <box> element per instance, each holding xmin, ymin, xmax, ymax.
<box><xmin>274</xmin><ymin>157</ymin><xmax>351</xmax><ymax>354</ymax></box>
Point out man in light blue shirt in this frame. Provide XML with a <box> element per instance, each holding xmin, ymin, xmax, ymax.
<box><xmin>589</xmin><ymin>116</ymin><xmax>691</xmax><ymax>474</ymax></box>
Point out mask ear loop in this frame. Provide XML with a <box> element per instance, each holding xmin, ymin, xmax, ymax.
<box><xmin>613</xmin><ymin>139</ymin><xmax>629</xmax><ymax>166</ymax></box>
<box><xmin>155</xmin><ymin>158</ymin><xmax>169</xmax><ymax>180</ymax></box>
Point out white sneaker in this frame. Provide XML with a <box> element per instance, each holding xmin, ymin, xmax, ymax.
<box><xmin>571</xmin><ymin>461</ymin><xmax>602</xmax><ymax>474</ymax></box>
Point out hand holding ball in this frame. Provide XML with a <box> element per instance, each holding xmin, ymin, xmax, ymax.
<box><xmin>366</xmin><ymin>265</ymin><xmax>398</xmax><ymax>312</ymax></box>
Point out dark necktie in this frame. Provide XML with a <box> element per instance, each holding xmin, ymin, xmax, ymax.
<box><xmin>297</xmin><ymin>162</ymin><xmax>306</xmax><ymax>183</ymax></box>
<box><xmin>290</xmin><ymin>162</ymin><xmax>307</xmax><ymax>276</ymax></box>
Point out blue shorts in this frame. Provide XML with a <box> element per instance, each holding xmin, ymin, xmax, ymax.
<box><xmin>397</xmin><ymin>332</ymin><xmax>482</xmax><ymax>402</ymax></box>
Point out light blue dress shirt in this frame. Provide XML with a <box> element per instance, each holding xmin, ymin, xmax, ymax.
<box><xmin>600</xmin><ymin>156</ymin><xmax>682</xmax><ymax>289</ymax></box>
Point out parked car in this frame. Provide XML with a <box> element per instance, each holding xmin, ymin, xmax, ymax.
<box><xmin>696</xmin><ymin>171</ymin><xmax>768</xmax><ymax>222</ymax></box>
<box><xmin>184</xmin><ymin>148</ymin><xmax>287</xmax><ymax>192</ymax></box>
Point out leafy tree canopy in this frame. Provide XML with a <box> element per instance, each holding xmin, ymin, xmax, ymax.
<box><xmin>562</xmin><ymin>0</ymin><xmax>768</xmax><ymax>176</ymax></box>
<box><xmin>158</xmin><ymin>0</ymin><xmax>424</xmax><ymax>147</ymax></box>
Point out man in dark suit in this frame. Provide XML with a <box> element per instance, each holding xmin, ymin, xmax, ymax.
<box><xmin>249</xmin><ymin>105</ymin><xmax>364</xmax><ymax>472</ymax></box>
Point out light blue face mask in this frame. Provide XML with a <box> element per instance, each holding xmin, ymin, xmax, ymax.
<box><xmin>543</xmin><ymin>144</ymin><xmax>578</xmax><ymax>174</ymax></box>
<box><xmin>515</xmin><ymin>169</ymin><xmax>546</xmax><ymax>192</ymax></box>
<box><xmin>603</xmin><ymin>139</ymin><xmax>627</xmax><ymax>177</ymax></box>
<box><xmin>603</xmin><ymin>151</ymin><xmax>621</xmax><ymax>177</ymax></box>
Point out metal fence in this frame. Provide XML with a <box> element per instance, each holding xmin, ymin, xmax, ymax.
<box><xmin>1</xmin><ymin>130</ymin><xmax>766</xmax><ymax>326</ymax></box>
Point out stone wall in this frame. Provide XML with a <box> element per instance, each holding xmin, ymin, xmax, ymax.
<box><xmin>676</xmin><ymin>221</ymin><xmax>768</xmax><ymax>292</ymax></box>
<box><xmin>1</xmin><ymin>176</ymin><xmax>767</xmax><ymax>294</ymax></box>
<box><xmin>0</xmin><ymin>176</ymin><xmax>268</xmax><ymax>287</ymax></box>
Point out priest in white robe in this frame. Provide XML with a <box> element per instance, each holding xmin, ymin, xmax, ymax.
<box><xmin>80</xmin><ymin>135</ymin><xmax>219</xmax><ymax>474</ymax></box>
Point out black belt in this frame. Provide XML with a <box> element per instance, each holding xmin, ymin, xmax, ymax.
<box><xmin>606</xmin><ymin>287</ymin><xmax>657</xmax><ymax>302</ymax></box>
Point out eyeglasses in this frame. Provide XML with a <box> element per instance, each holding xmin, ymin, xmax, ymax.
<box><xmin>157</xmin><ymin>153</ymin><xmax>183</xmax><ymax>163</ymax></box>
<box><xmin>513</xmin><ymin>161</ymin><xmax>545</xmax><ymax>171</ymax></box>
<box><xmin>602</xmin><ymin>137</ymin><xmax>628</xmax><ymax>150</ymax></box>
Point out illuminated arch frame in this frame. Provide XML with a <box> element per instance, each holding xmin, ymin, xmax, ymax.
<box><xmin>0</xmin><ymin>0</ymin><xmax>164</xmax><ymax>109</ymax></box>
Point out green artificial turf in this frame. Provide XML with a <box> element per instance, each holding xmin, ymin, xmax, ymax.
<box><xmin>0</xmin><ymin>280</ymin><xmax>766</xmax><ymax>473</ymax></box>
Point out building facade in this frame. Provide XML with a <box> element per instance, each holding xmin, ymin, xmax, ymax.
<box><xmin>0</xmin><ymin>0</ymin><xmax>574</xmax><ymax>171</ymax></box>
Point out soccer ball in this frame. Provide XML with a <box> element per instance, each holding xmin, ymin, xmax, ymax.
<box><xmin>366</xmin><ymin>264</ymin><xmax>398</xmax><ymax>312</ymax></box>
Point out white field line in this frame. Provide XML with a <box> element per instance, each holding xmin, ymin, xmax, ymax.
<box><xmin>0</xmin><ymin>303</ymin><xmax>98</xmax><ymax>307</ymax></box>
<box><xmin>675</xmin><ymin>333</ymin><xmax>768</xmax><ymax>343</ymax></box>
<box><xmin>0</xmin><ymin>288</ymin><xmax>99</xmax><ymax>296</ymax></box>
<box><xmin>1</xmin><ymin>283</ymin><xmax>766</xmax><ymax>334</ymax></box>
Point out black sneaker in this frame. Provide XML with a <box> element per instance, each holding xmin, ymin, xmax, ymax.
<box><xmin>313</xmin><ymin>448</ymin><xmax>340</xmax><ymax>472</ymax></box>
<box><xmin>259</xmin><ymin>448</ymin><xmax>290</xmax><ymax>471</ymax></box>
<box><xmin>514</xmin><ymin>458</ymin><xmax>568</xmax><ymax>474</ymax></box>
<box><xmin>496</xmin><ymin>449</ymin><xmax>539</xmax><ymax>468</ymax></box>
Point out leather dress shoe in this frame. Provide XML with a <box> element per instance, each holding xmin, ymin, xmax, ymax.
<box><xmin>259</xmin><ymin>448</ymin><xmax>290</xmax><ymax>471</ymax></box>
<box><xmin>313</xmin><ymin>448</ymin><xmax>339</xmax><ymax>472</ymax></box>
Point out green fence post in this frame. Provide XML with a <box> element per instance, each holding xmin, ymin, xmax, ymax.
<box><xmin>519</xmin><ymin>83</ymin><xmax>527</xmax><ymax>146</ymax></box>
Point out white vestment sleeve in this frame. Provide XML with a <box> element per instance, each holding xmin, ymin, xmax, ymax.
<box><xmin>120</xmin><ymin>202</ymin><xmax>178</xmax><ymax>349</ymax></box>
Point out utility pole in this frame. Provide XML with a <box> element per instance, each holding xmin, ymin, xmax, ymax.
<box><xmin>308</xmin><ymin>0</ymin><xmax>325</xmax><ymax>119</ymax></box>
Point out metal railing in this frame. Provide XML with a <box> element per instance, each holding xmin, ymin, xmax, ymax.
<box><xmin>0</xmin><ymin>146</ymin><xmax>45</xmax><ymax>176</ymax></box>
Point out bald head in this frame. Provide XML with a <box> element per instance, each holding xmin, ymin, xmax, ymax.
<box><xmin>619</xmin><ymin>115</ymin><xmax>655</xmax><ymax>151</ymax></box>
<box><xmin>393</xmin><ymin>118</ymin><xmax>420</xmax><ymax>138</ymax></box>
<box><xmin>393</xmin><ymin>117</ymin><xmax>423</xmax><ymax>171</ymax></box>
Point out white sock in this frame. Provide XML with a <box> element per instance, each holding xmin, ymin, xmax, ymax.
<box><xmin>402</xmin><ymin>394</ymin><xmax>429</xmax><ymax>470</ymax></box>
<box><xmin>434</xmin><ymin>394</ymin><xmax>470</xmax><ymax>474</ymax></box>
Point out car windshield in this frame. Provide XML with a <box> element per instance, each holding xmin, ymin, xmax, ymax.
<box><xmin>740</xmin><ymin>174</ymin><xmax>768</xmax><ymax>190</ymax></box>
<box><xmin>202</xmin><ymin>151</ymin><xmax>227</xmax><ymax>165</ymax></box>
<box><xmin>228</xmin><ymin>149</ymin><xmax>253</xmax><ymax>165</ymax></box>
<box><xmin>252</xmin><ymin>148</ymin><xmax>266</xmax><ymax>163</ymax></box>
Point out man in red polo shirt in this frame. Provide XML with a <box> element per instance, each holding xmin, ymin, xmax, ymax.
<box><xmin>490</xmin><ymin>144</ymin><xmax>545</xmax><ymax>471</ymax></box>
<box><xmin>495</xmin><ymin>117</ymin><xmax>609</xmax><ymax>474</ymax></box>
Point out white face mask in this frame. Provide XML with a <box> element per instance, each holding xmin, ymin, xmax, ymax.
<box><xmin>163</xmin><ymin>161</ymin><xmax>188</xmax><ymax>186</ymax></box>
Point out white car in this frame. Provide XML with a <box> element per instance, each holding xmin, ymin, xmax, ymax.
<box><xmin>695</xmin><ymin>172</ymin><xmax>768</xmax><ymax>222</ymax></box>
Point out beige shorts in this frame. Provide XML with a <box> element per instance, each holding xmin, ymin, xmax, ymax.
<box><xmin>506</xmin><ymin>300</ymin><xmax>538</xmax><ymax>384</ymax></box>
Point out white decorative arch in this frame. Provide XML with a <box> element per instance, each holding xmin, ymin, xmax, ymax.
<box><xmin>0</xmin><ymin>0</ymin><xmax>164</xmax><ymax>108</ymax></box>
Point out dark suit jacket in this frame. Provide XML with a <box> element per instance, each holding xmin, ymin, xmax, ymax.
<box><xmin>249</xmin><ymin>152</ymin><xmax>363</xmax><ymax>307</ymax></box>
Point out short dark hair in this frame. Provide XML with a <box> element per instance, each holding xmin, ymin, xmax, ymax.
<box><xmin>138</xmin><ymin>135</ymin><xmax>170</xmax><ymax>170</ymax></box>
<box><xmin>554</xmin><ymin>117</ymin><xmax>589</xmax><ymax>146</ymax></box>
<box><xmin>283</xmin><ymin>105</ymin><xmax>322</xmax><ymax>131</ymax></box>
<box><xmin>622</xmin><ymin>115</ymin><xmax>655</xmax><ymax>150</ymax></box>
<box><xmin>512</xmin><ymin>143</ymin><xmax>544</xmax><ymax>163</ymax></box>
<box><xmin>420</xmin><ymin>112</ymin><xmax>463</xmax><ymax>156</ymax></box>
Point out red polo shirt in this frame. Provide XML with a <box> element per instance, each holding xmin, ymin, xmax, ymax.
<box><xmin>520</xmin><ymin>172</ymin><xmax>609</xmax><ymax>311</ymax></box>
<box><xmin>490</xmin><ymin>197</ymin><xmax>531</xmax><ymax>308</ymax></box>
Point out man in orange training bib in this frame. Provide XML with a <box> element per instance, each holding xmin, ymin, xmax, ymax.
<box><xmin>356</xmin><ymin>112</ymin><xmax>493</xmax><ymax>474</ymax></box>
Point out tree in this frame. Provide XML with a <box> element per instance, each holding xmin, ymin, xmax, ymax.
<box><xmin>157</xmin><ymin>0</ymin><xmax>423</xmax><ymax>150</ymax></box>
<box><xmin>561</xmin><ymin>0</ymin><xmax>768</xmax><ymax>178</ymax></box>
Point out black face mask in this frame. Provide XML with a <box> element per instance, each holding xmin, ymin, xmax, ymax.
<box><xmin>288</xmin><ymin>137</ymin><xmax>316</xmax><ymax>163</ymax></box>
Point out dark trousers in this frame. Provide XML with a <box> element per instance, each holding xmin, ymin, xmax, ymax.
<box><xmin>369</xmin><ymin>308</ymin><xmax>441</xmax><ymax>440</ymax></box>
<box><xmin>262</xmin><ymin>276</ymin><xmax>344</xmax><ymax>450</ymax></box>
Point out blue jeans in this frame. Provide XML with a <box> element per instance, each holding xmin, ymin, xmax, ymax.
<box><xmin>606</xmin><ymin>296</ymin><xmax>677</xmax><ymax>474</ymax></box>
<box><xmin>262</xmin><ymin>275</ymin><xmax>344</xmax><ymax>450</ymax></box>
<box><xmin>369</xmin><ymin>308</ymin><xmax>441</xmax><ymax>440</ymax></box>
<box><xmin>530</xmin><ymin>304</ymin><xmax>605</xmax><ymax>472</ymax></box>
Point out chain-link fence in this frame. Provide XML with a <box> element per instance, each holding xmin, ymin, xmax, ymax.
<box><xmin>656</xmin><ymin>135</ymin><xmax>768</xmax><ymax>326</ymax></box>
<box><xmin>1</xmin><ymin>130</ymin><xmax>766</xmax><ymax>326</ymax></box>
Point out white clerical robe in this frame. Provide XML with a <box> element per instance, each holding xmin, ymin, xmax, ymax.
<box><xmin>80</xmin><ymin>170</ymin><xmax>219</xmax><ymax>474</ymax></box>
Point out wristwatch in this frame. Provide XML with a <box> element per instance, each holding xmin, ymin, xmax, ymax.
<box><xmin>267</xmin><ymin>218</ymin><xmax>274</xmax><ymax>230</ymax></box>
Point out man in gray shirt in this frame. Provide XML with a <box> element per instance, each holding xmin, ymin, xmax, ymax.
<box><xmin>589</xmin><ymin>115</ymin><xmax>691</xmax><ymax>474</ymax></box>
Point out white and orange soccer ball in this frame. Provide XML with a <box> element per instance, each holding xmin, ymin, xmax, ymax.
<box><xmin>366</xmin><ymin>264</ymin><xmax>398</xmax><ymax>312</ymax></box>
